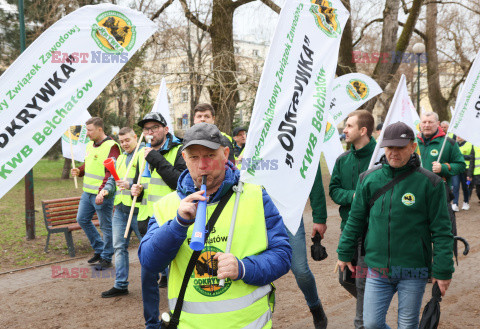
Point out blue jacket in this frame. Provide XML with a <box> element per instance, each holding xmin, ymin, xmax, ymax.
<box><xmin>138</xmin><ymin>162</ymin><xmax>292</xmax><ymax>286</ymax></box>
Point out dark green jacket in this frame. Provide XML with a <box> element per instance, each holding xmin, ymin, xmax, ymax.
<box><xmin>337</xmin><ymin>154</ymin><xmax>454</xmax><ymax>280</ymax></box>
<box><xmin>417</xmin><ymin>129</ymin><xmax>466</xmax><ymax>186</ymax></box>
<box><xmin>327</xmin><ymin>137</ymin><xmax>376</xmax><ymax>230</ymax></box>
<box><xmin>309</xmin><ymin>165</ymin><xmax>327</xmax><ymax>224</ymax></box>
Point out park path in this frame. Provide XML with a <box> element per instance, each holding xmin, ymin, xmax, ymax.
<box><xmin>0</xmin><ymin>203</ymin><xmax>478</xmax><ymax>328</ymax></box>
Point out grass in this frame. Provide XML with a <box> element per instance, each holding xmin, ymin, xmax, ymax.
<box><xmin>0</xmin><ymin>158</ymin><xmax>139</xmax><ymax>272</ymax></box>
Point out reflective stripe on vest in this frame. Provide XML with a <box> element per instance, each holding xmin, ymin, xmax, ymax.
<box><xmin>154</xmin><ymin>183</ymin><xmax>272</xmax><ymax>329</ymax></box>
<box><xmin>83</xmin><ymin>139</ymin><xmax>118</xmax><ymax>195</ymax></box>
<box><xmin>114</xmin><ymin>150</ymin><xmax>142</xmax><ymax>207</ymax></box>
<box><xmin>475</xmin><ymin>147</ymin><xmax>480</xmax><ymax>175</ymax></box>
<box><xmin>168</xmin><ymin>284</ymin><xmax>271</xmax><ymax>314</ymax></box>
<box><xmin>136</xmin><ymin>145</ymin><xmax>181</xmax><ymax>221</ymax></box>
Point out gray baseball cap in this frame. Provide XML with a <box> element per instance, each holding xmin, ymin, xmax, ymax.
<box><xmin>182</xmin><ymin>123</ymin><xmax>224</xmax><ymax>150</ymax></box>
<box><xmin>380</xmin><ymin>121</ymin><xmax>415</xmax><ymax>148</ymax></box>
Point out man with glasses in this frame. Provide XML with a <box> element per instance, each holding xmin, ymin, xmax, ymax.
<box><xmin>131</xmin><ymin>112</ymin><xmax>186</xmax><ymax>329</ymax></box>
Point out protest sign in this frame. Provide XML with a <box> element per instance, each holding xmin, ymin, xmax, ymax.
<box><xmin>0</xmin><ymin>4</ymin><xmax>156</xmax><ymax>199</ymax></box>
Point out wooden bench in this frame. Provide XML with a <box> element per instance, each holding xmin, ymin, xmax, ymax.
<box><xmin>42</xmin><ymin>196</ymin><xmax>99</xmax><ymax>257</ymax></box>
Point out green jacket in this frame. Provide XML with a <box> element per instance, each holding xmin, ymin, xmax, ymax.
<box><xmin>309</xmin><ymin>165</ymin><xmax>327</xmax><ymax>224</ymax></box>
<box><xmin>337</xmin><ymin>154</ymin><xmax>454</xmax><ymax>280</ymax></box>
<box><xmin>417</xmin><ymin>130</ymin><xmax>466</xmax><ymax>186</ymax></box>
<box><xmin>327</xmin><ymin>137</ymin><xmax>376</xmax><ymax>230</ymax></box>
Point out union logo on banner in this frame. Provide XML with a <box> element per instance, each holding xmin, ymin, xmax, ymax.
<box><xmin>62</xmin><ymin>125</ymin><xmax>89</xmax><ymax>146</ymax></box>
<box><xmin>346</xmin><ymin>79</ymin><xmax>369</xmax><ymax>101</ymax></box>
<box><xmin>323</xmin><ymin>121</ymin><xmax>336</xmax><ymax>142</ymax></box>
<box><xmin>91</xmin><ymin>10</ymin><xmax>137</xmax><ymax>53</ymax></box>
<box><xmin>309</xmin><ymin>0</ymin><xmax>342</xmax><ymax>38</ymax></box>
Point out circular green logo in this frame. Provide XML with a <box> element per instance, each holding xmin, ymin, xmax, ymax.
<box><xmin>91</xmin><ymin>10</ymin><xmax>136</xmax><ymax>54</ymax></box>
<box><xmin>62</xmin><ymin>125</ymin><xmax>89</xmax><ymax>145</ymax></box>
<box><xmin>191</xmin><ymin>245</ymin><xmax>232</xmax><ymax>297</ymax></box>
<box><xmin>402</xmin><ymin>193</ymin><xmax>415</xmax><ymax>206</ymax></box>
<box><xmin>346</xmin><ymin>79</ymin><xmax>369</xmax><ymax>101</ymax></box>
<box><xmin>430</xmin><ymin>149</ymin><xmax>439</xmax><ymax>157</ymax></box>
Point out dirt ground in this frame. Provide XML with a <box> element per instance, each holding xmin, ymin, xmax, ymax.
<box><xmin>0</xmin><ymin>194</ymin><xmax>478</xmax><ymax>328</ymax></box>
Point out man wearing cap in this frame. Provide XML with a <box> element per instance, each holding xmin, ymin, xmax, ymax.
<box><xmin>193</xmin><ymin>103</ymin><xmax>236</xmax><ymax>163</ymax></box>
<box><xmin>131</xmin><ymin>112</ymin><xmax>186</xmax><ymax>329</ymax></box>
<box><xmin>337</xmin><ymin>122</ymin><xmax>454</xmax><ymax>329</ymax></box>
<box><xmin>138</xmin><ymin>123</ymin><xmax>292</xmax><ymax>329</ymax></box>
<box><xmin>232</xmin><ymin>127</ymin><xmax>247</xmax><ymax>158</ymax></box>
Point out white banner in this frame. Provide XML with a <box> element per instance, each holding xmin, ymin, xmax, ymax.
<box><xmin>369</xmin><ymin>75</ymin><xmax>418</xmax><ymax>168</ymax></box>
<box><xmin>240</xmin><ymin>0</ymin><xmax>349</xmax><ymax>233</ymax></box>
<box><xmin>0</xmin><ymin>4</ymin><xmax>156</xmax><ymax>199</ymax></box>
<box><xmin>151</xmin><ymin>77</ymin><xmax>174</xmax><ymax>133</ymax></box>
<box><xmin>61</xmin><ymin>109</ymin><xmax>91</xmax><ymax>162</ymax></box>
<box><xmin>322</xmin><ymin>113</ymin><xmax>344</xmax><ymax>175</ymax></box>
<box><xmin>329</xmin><ymin>73</ymin><xmax>382</xmax><ymax>124</ymax></box>
<box><xmin>450</xmin><ymin>51</ymin><xmax>480</xmax><ymax>146</ymax></box>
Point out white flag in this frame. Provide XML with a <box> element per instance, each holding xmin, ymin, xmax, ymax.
<box><xmin>151</xmin><ymin>78</ymin><xmax>174</xmax><ymax>132</ymax></box>
<box><xmin>240</xmin><ymin>0</ymin><xmax>349</xmax><ymax>233</ymax></box>
<box><xmin>369</xmin><ymin>75</ymin><xmax>418</xmax><ymax>168</ymax></box>
<box><xmin>329</xmin><ymin>73</ymin><xmax>383</xmax><ymax>124</ymax></box>
<box><xmin>0</xmin><ymin>4</ymin><xmax>157</xmax><ymax>200</ymax></box>
<box><xmin>61</xmin><ymin>109</ymin><xmax>91</xmax><ymax>162</ymax></box>
<box><xmin>450</xmin><ymin>49</ymin><xmax>480</xmax><ymax>146</ymax></box>
<box><xmin>322</xmin><ymin>113</ymin><xmax>344</xmax><ymax>175</ymax></box>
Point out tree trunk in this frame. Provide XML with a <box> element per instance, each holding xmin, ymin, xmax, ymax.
<box><xmin>336</xmin><ymin>0</ymin><xmax>356</xmax><ymax>76</ymax></box>
<box><xmin>61</xmin><ymin>158</ymin><xmax>71</xmax><ymax>179</ymax></box>
<box><xmin>364</xmin><ymin>0</ymin><xmax>423</xmax><ymax>115</ymax></box>
<box><xmin>372</xmin><ymin>0</ymin><xmax>400</xmax><ymax>90</ymax></box>
<box><xmin>209</xmin><ymin>0</ymin><xmax>238</xmax><ymax>134</ymax></box>
<box><xmin>425</xmin><ymin>1</ymin><xmax>449</xmax><ymax>121</ymax></box>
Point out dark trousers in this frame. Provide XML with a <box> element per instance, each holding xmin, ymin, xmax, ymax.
<box><xmin>339</xmin><ymin>233</ymin><xmax>366</xmax><ymax>329</ymax></box>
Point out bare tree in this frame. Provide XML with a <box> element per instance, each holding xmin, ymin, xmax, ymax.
<box><xmin>178</xmin><ymin>0</ymin><xmax>261</xmax><ymax>133</ymax></box>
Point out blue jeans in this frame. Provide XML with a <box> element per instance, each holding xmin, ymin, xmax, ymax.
<box><xmin>363</xmin><ymin>268</ymin><xmax>427</xmax><ymax>329</ymax></box>
<box><xmin>140</xmin><ymin>217</ymin><xmax>168</xmax><ymax>329</ymax></box>
<box><xmin>142</xmin><ymin>266</ymin><xmax>160</xmax><ymax>329</ymax></box>
<box><xmin>452</xmin><ymin>173</ymin><xmax>469</xmax><ymax>205</ymax></box>
<box><xmin>112</xmin><ymin>208</ymin><xmax>141</xmax><ymax>289</ymax></box>
<box><xmin>286</xmin><ymin>218</ymin><xmax>320</xmax><ymax>308</ymax></box>
<box><xmin>76</xmin><ymin>192</ymin><xmax>114</xmax><ymax>261</ymax></box>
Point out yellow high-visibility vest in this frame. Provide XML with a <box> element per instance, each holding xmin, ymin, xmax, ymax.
<box><xmin>83</xmin><ymin>140</ymin><xmax>118</xmax><ymax>194</ymax></box>
<box><xmin>137</xmin><ymin>145</ymin><xmax>181</xmax><ymax>222</ymax></box>
<box><xmin>153</xmin><ymin>183</ymin><xmax>273</xmax><ymax>329</ymax></box>
<box><xmin>459</xmin><ymin>142</ymin><xmax>473</xmax><ymax>170</ymax></box>
<box><xmin>114</xmin><ymin>150</ymin><xmax>141</xmax><ymax>207</ymax></box>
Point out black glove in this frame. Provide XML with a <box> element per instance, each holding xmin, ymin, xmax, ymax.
<box><xmin>311</xmin><ymin>232</ymin><xmax>328</xmax><ymax>261</ymax></box>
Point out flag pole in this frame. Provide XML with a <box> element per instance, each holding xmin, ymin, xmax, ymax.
<box><xmin>437</xmin><ymin>105</ymin><xmax>460</xmax><ymax>162</ymax></box>
<box><xmin>19</xmin><ymin>0</ymin><xmax>35</xmax><ymax>240</ymax></box>
<box><xmin>124</xmin><ymin>153</ymin><xmax>148</xmax><ymax>239</ymax></box>
<box><xmin>218</xmin><ymin>181</ymin><xmax>243</xmax><ymax>287</ymax></box>
<box><xmin>68</xmin><ymin>129</ymin><xmax>78</xmax><ymax>189</ymax></box>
